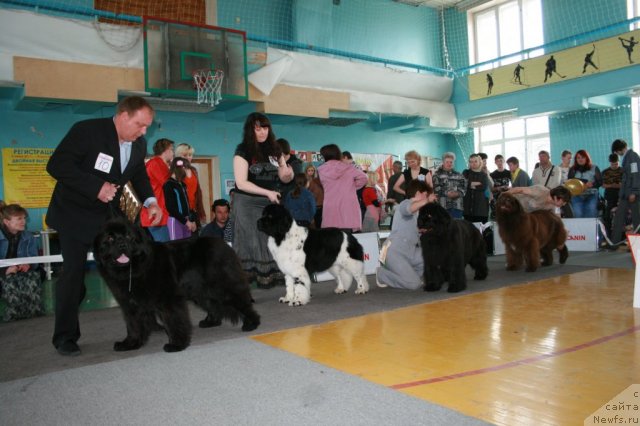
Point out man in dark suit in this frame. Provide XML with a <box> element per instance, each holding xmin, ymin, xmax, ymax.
<box><xmin>46</xmin><ymin>96</ymin><xmax>162</xmax><ymax>356</ymax></box>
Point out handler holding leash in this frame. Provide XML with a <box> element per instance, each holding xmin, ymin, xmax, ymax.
<box><xmin>46</xmin><ymin>96</ymin><xmax>162</xmax><ymax>356</ymax></box>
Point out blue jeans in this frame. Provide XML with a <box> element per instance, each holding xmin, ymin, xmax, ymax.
<box><xmin>447</xmin><ymin>208</ymin><xmax>463</xmax><ymax>219</ymax></box>
<box><xmin>571</xmin><ymin>193</ymin><xmax>598</xmax><ymax>218</ymax></box>
<box><xmin>147</xmin><ymin>225</ymin><xmax>170</xmax><ymax>242</ymax></box>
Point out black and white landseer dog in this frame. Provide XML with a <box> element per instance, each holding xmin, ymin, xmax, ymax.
<box><xmin>93</xmin><ymin>217</ymin><xmax>260</xmax><ymax>352</ymax></box>
<box><xmin>257</xmin><ymin>204</ymin><xmax>369</xmax><ymax>306</ymax></box>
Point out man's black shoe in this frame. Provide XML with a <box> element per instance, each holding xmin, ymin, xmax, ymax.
<box><xmin>56</xmin><ymin>341</ymin><xmax>81</xmax><ymax>357</ymax></box>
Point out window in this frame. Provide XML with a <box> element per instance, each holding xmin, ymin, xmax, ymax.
<box><xmin>468</xmin><ymin>0</ymin><xmax>543</xmax><ymax>71</ymax></box>
<box><xmin>629</xmin><ymin>0</ymin><xmax>640</xmax><ymax>30</ymax></box>
<box><xmin>474</xmin><ymin>116</ymin><xmax>550</xmax><ymax>174</ymax></box>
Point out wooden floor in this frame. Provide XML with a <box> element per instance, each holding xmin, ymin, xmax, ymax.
<box><xmin>253</xmin><ymin>268</ymin><xmax>640</xmax><ymax>426</ymax></box>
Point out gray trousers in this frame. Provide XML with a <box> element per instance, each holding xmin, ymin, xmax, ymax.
<box><xmin>376</xmin><ymin>240</ymin><xmax>423</xmax><ymax>290</ymax></box>
<box><xmin>611</xmin><ymin>197</ymin><xmax>640</xmax><ymax>243</ymax></box>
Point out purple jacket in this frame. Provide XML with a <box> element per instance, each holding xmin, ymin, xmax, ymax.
<box><xmin>318</xmin><ymin>160</ymin><xmax>367</xmax><ymax>231</ymax></box>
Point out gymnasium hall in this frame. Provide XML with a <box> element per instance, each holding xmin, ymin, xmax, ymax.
<box><xmin>0</xmin><ymin>1</ymin><xmax>639</xmax><ymax>425</ymax></box>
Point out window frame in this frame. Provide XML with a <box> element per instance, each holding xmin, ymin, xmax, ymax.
<box><xmin>467</xmin><ymin>0</ymin><xmax>543</xmax><ymax>71</ymax></box>
<box><xmin>474</xmin><ymin>116</ymin><xmax>550</xmax><ymax>174</ymax></box>
<box><xmin>629</xmin><ymin>0</ymin><xmax>640</xmax><ymax>29</ymax></box>
<box><xmin>632</xmin><ymin>96</ymin><xmax>640</xmax><ymax>152</ymax></box>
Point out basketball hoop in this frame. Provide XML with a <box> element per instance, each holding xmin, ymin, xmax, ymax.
<box><xmin>192</xmin><ymin>69</ymin><xmax>224</xmax><ymax>107</ymax></box>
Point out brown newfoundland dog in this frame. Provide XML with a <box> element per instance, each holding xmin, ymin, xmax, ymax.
<box><xmin>495</xmin><ymin>193</ymin><xmax>568</xmax><ymax>272</ymax></box>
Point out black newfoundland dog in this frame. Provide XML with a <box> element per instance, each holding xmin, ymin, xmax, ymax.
<box><xmin>93</xmin><ymin>217</ymin><xmax>260</xmax><ymax>353</ymax></box>
<box><xmin>417</xmin><ymin>203</ymin><xmax>488</xmax><ymax>292</ymax></box>
<box><xmin>257</xmin><ymin>204</ymin><xmax>368</xmax><ymax>306</ymax></box>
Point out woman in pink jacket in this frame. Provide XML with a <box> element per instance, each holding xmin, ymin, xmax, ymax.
<box><xmin>318</xmin><ymin>144</ymin><xmax>368</xmax><ymax>232</ymax></box>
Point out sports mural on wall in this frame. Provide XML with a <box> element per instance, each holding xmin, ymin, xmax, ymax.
<box><xmin>469</xmin><ymin>29</ymin><xmax>640</xmax><ymax>100</ymax></box>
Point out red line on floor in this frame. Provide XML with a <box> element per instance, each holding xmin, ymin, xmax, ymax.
<box><xmin>390</xmin><ymin>325</ymin><xmax>640</xmax><ymax>390</ymax></box>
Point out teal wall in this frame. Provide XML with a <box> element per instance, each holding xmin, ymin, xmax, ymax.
<box><xmin>543</xmin><ymin>0</ymin><xmax>627</xmax><ymax>44</ymax></box>
<box><xmin>220</xmin><ymin>0</ymin><xmax>442</xmax><ymax>69</ymax></box>
<box><xmin>218</xmin><ymin>0</ymin><xmax>294</xmax><ymax>41</ymax></box>
<box><xmin>292</xmin><ymin>0</ymin><xmax>442</xmax><ymax>68</ymax></box>
<box><xmin>549</xmin><ymin>104</ymin><xmax>633</xmax><ymax>166</ymax></box>
<box><xmin>443</xmin><ymin>7</ymin><xmax>469</xmax><ymax>71</ymax></box>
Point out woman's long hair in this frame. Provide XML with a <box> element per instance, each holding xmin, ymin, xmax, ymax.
<box><xmin>241</xmin><ymin>112</ymin><xmax>280</xmax><ymax>162</ymax></box>
<box><xmin>572</xmin><ymin>149</ymin><xmax>593</xmax><ymax>172</ymax></box>
<box><xmin>290</xmin><ymin>173</ymin><xmax>307</xmax><ymax>199</ymax></box>
<box><xmin>169</xmin><ymin>157</ymin><xmax>190</xmax><ymax>182</ymax></box>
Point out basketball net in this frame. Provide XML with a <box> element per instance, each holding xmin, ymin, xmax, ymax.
<box><xmin>192</xmin><ymin>69</ymin><xmax>224</xmax><ymax>107</ymax></box>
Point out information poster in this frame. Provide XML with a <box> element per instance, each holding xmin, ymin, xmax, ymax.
<box><xmin>2</xmin><ymin>148</ymin><xmax>56</xmax><ymax>208</ymax></box>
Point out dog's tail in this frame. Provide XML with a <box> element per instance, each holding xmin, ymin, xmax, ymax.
<box><xmin>346</xmin><ymin>233</ymin><xmax>364</xmax><ymax>261</ymax></box>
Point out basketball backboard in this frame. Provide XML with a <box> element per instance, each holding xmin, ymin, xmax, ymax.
<box><xmin>143</xmin><ymin>17</ymin><xmax>248</xmax><ymax>102</ymax></box>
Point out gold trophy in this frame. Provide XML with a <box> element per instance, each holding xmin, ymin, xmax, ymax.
<box><xmin>119</xmin><ymin>182</ymin><xmax>142</xmax><ymax>223</ymax></box>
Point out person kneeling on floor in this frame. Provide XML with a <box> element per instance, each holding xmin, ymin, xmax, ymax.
<box><xmin>376</xmin><ymin>180</ymin><xmax>436</xmax><ymax>290</ymax></box>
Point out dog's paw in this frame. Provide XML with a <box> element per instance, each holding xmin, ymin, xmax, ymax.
<box><xmin>241</xmin><ymin>320</ymin><xmax>260</xmax><ymax>332</ymax></box>
<box><xmin>355</xmin><ymin>280</ymin><xmax>370</xmax><ymax>294</ymax></box>
<box><xmin>199</xmin><ymin>315</ymin><xmax>222</xmax><ymax>328</ymax></box>
<box><xmin>334</xmin><ymin>287</ymin><xmax>346</xmax><ymax>294</ymax></box>
<box><xmin>113</xmin><ymin>339</ymin><xmax>142</xmax><ymax>352</ymax></box>
<box><xmin>559</xmin><ymin>247</ymin><xmax>569</xmax><ymax>264</ymax></box>
<box><xmin>290</xmin><ymin>285</ymin><xmax>310</xmax><ymax>306</ymax></box>
<box><xmin>163</xmin><ymin>343</ymin><xmax>188</xmax><ymax>353</ymax></box>
<box><xmin>447</xmin><ymin>284</ymin><xmax>466</xmax><ymax>293</ymax></box>
<box><xmin>505</xmin><ymin>264</ymin><xmax>519</xmax><ymax>271</ymax></box>
<box><xmin>279</xmin><ymin>291</ymin><xmax>295</xmax><ymax>304</ymax></box>
<box><xmin>424</xmin><ymin>283</ymin><xmax>442</xmax><ymax>292</ymax></box>
<box><xmin>474</xmin><ymin>270</ymin><xmax>489</xmax><ymax>280</ymax></box>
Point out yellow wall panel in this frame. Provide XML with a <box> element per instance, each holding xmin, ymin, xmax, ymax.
<box><xmin>249</xmin><ymin>83</ymin><xmax>350</xmax><ymax>118</ymax></box>
<box><xmin>469</xmin><ymin>29</ymin><xmax>640</xmax><ymax>100</ymax></box>
<box><xmin>14</xmin><ymin>57</ymin><xmax>144</xmax><ymax>103</ymax></box>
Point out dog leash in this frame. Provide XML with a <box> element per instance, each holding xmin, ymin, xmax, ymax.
<box><xmin>597</xmin><ymin>218</ymin><xmax>640</xmax><ymax>247</ymax></box>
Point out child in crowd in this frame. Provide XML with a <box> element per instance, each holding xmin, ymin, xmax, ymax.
<box><xmin>174</xmin><ymin>143</ymin><xmax>206</xmax><ymax>227</ymax></box>
<box><xmin>362</xmin><ymin>171</ymin><xmax>385</xmax><ymax>232</ymax></box>
<box><xmin>0</xmin><ymin>203</ymin><xmax>45</xmax><ymax>321</ymax></box>
<box><xmin>283</xmin><ymin>173</ymin><xmax>316</xmax><ymax>227</ymax></box>
<box><xmin>163</xmin><ymin>157</ymin><xmax>198</xmax><ymax>240</ymax></box>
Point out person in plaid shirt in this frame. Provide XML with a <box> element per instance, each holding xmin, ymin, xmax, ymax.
<box><xmin>432</xmin><ymin>152</ymin><xmax>466</xmax><ymax>218</ymax></box>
